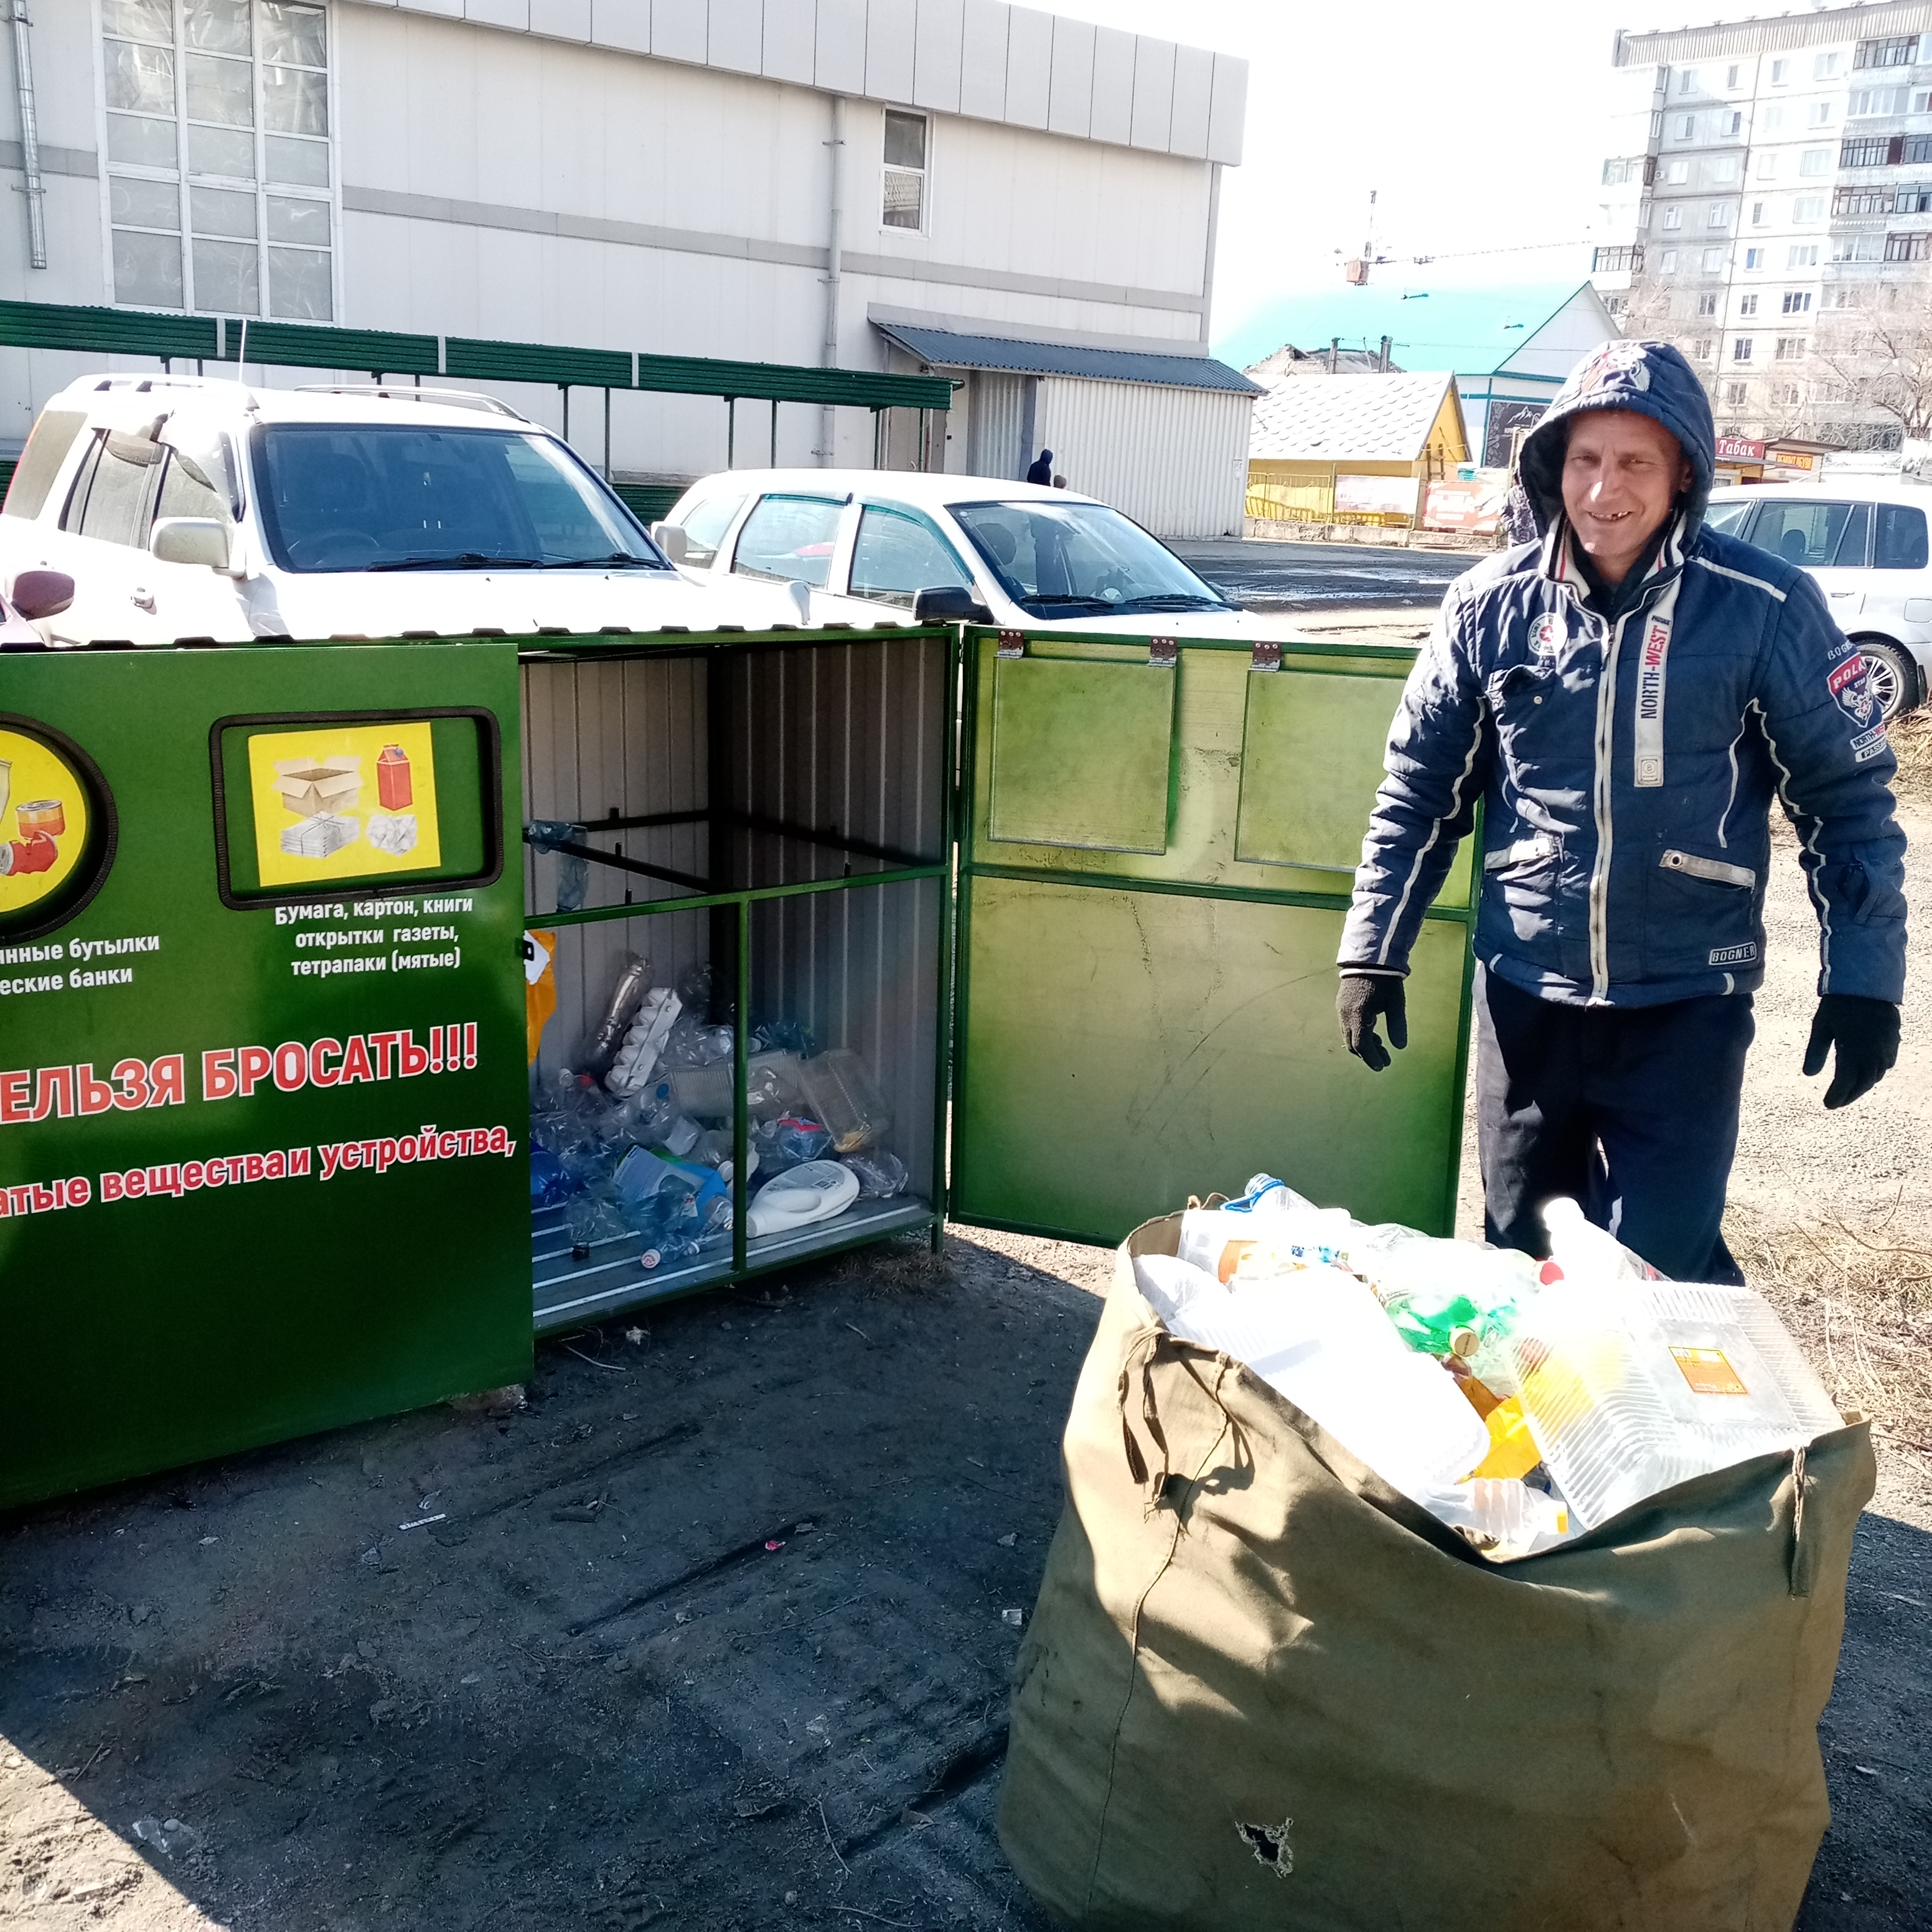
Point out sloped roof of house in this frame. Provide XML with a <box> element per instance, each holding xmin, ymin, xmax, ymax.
<box><xmin>1248</xmin><ymin>370</ymin><xmax>1460</xmax><ymax>463</ymax></box>
<box><xmin>1217</xmin><ymin>282</ymin><xmax>1614</xmax><ymax>383</ymax></box>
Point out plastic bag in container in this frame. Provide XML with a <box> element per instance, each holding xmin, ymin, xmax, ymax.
<box><xmin>525</xmin><ymin>820</ymin><xmax>590</xmax><ymax>912</ymax></box>
<box><xmin>752</xmin><ymin>1017</ymin><xmax>816</xmax><ymax>1057</ymax></box>
<box><xmin>1130</xmin><ymin>1253</ymin><xmax>1489</xmax><ymax>1502</ymax></box>
<box><xmin>746</xmin><ymin>1159</ymin><xmax>861</xmax><ymax>1237</ymax></box>
<box><xmin>751</xmin><ymin>1116</ymin><xmax>832</xmax><ymax>1179</ymax></box>
<box><xmin>1508</xmin><ymin>1277</ymin><xmax>1843</xmax><ymax>1530</ymax></box>
<box><xmin>842</xmin><ymin>1150</ymin><xmax>908</xmax><ymax>1199</ymax></box>
<box><xmin>793</xmin><ymin>1048</ymin><xmax>890</xmax><ymax>1154</ymax></box>
<box><xmin>606</xmin><ymin>988</ymin><xmax>682</xmax><ymax>1095</ymax></box>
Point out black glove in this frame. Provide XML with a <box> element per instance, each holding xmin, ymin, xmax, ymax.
<box><xmin>1802</xmin><ymin>993</ymin><xmax>1900</xmax><ymax>1110</ymax></box>
<box><xmin>1338</xmin><ymin>972</ymin><xmax>1407</xmax><ymax>1073</ymax></box>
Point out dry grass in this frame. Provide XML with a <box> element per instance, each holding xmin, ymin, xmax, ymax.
<box><xmin>1889</xmin><ymin>707</ymin><xmax>1932</xmax><ymax>808</ymax></box>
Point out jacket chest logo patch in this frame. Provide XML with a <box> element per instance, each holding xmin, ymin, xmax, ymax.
<box><xmin>1529</xmin><ymin>613</ymin><xmax>1564</xmax><ymax>658</ymax></box>
<box><xmin>1829</xmin><ymin>654</ymin><xmax>1881</xmax><ymax>732</ymax></box>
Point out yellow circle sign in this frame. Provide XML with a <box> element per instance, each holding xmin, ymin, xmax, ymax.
<box><xmin>0</xmin><ymin>725</ymin><xmax>91</xmax><ymax>917</ymax></box>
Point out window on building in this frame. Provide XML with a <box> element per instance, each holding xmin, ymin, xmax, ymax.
<box><xmin>1788</xmin><ymin>243</ymin><xmax>1821</xmax><ymax>265</ymax></box>
<box><xmin>1666</xmin><ymin>159</ymin><xmax>1690</xmax><ymax>184</ymax></box>
<box><xmin>1901</xmin><ymin>184</ymin><xmax>1932</xmax><ymax>214</ymax></box>
<box><xmin>1662</xmin><ymin>205</ymin><xmax>1683</xmax><ymax>230</ymax></box>
<box><xmin>1855</xmin><ymin>34</ymin><xmax>1918</xmax><ymax>70</ymax></box>
<box><xmin>1743</xmin><ymin>246</ymin><xmax>1765</xmax><ymax>268</ymax></box>
<box><xmin>102</xmin><ymin>0</ymin><xmax>333</xmax><ymax>318</ymax></box>
<box><xmin>1850</xmin><ymin>84</ymin><xmax>1910</xmax><ymax>116</ymax></box>
<box><xmin>1710</xmin><ymin>246</ymin><xmax>1733</xmax><ymax>271</ymax></box>
<box><xmin>1733</xmin><ymin>337</ymin><xmax>1755</xmax><ymax>361</ymax></box>
<box><xmin>1800</xmin><ymin>148</ymin><xmax>1830</xmax><ymax>174</ymax></box>
<box><xmin>1707</xmin><ymin>155</ymin><xmax>1740</xmax><ymax>183</ymax></box>
<box><xmin>1774</xmin><ymin>382</ymin><xmax>1803</xmax><ymax>406</ymax></box>
<box><xmin>1794</xmin><ymin>195</ymin><xmax>1826</xmax><ymax>220</ymax></box>
<box><xmin>1678</xmin><ymin>114</ymin><xmax>1697</xmax><ymax>139</ymax></box>
<box><xmin>1750</xmin><ymin>199</ymin><xmax>1767</xmax><ymax>224</ymax></box>
<box><xmin>1726</xmin><ymin>63</ymin><xmax>1742</xmax><ymax>89</ymax></box>
<box><xmin>1835</xmin><ymin>185</ymin><xmax>1897</xmax><ymax>215</ymax></box>
<box><xmin>1905</xmin><ymin>134</ymin><xmax>1932</xmax><ymax>162</ymax></box>
<box><xmin>1603</xmin><ymin>293</ymin><xmax>1630</xmax><ymax>319</ymax></box>
<box><xmin>1724</xmin><ymin>111</ymin><xmax>1743</xmax><ymax>136</ymax></box>
<box><xmin>1659</xmin><ymin>247</ymin><xmax>1679</xmax><ymax>272</ymax></box>
<box><xmin>1756</xmin><ymin>151</ymin><xmax>1778</xmax><ymax>178</ymax></box>
<box><xmin>1739</xmin><ymin>293</ymin><xmax>1759</xmax><ymax>316</ymax></box>
<box><xmin>1816</xmin><ymin>50</ymin><xmax>1845</xmax><ymax>79</ymax></box>
<box><xmin>1842</xmin><ymin>135</ymin><xmax>1894</xmax><ymax>166</ymax></box>
<box><xmin>1694</xmin><ymin>337</ymin><xmax>1715</xmax><ymax>359</ymax></box>
<box><xmin>1915</xmin><ymin>87</ymin><xmax>1932</xmax><ymax>111</ymax></box>
<box><xmin>1810</xmin><ymin>101</ymin><xmax>1834</xmax><ymax>126</ymax></box>
<box><xmin>1591</xmin><ymin>245</ymin><xmax>1645</xmax><ymax>272</ymax></box>
<box><xmin>1708</xmin><ymin>202</ymin><xmax>1733</xmax><ymax>227</ymax></box>
<box><xmin>1763</xmin><ymin>104</ymin><xmax>1786</xmax><ymax>129</ymax></box>
<box><xmin>1723</xmin><ymin>381</ymin><xmax>1750</xmax><ymax>405</ymax></box>
<box><xmin>1885</xmin><ymin>230</ymin><xmax>1932</xmax><ymax>260</ymax></box>
<box><xmin>1832</xmin><ymin>232</ymin><xmax>1885</xmax><ymax>261</ymax></box>
<box><xmin>1770</xmin><ymin>59</ymin><xmax>1788</xmax><ymax>85</ymax></box>
<box><xmin>1782</xmin><ymin>289</ymin><xmax>1814</xmax><ymax>312</ymax></box>
<box><xmin>1826</xmin><ymin>286</ymin><xmax>1859</xmax><ymax>308</ymax></box>
<box><xmin>1679</xmin><ymin>68</ymin><xmax>1697</xmax><ymax>94</ymax></box>
<box><xmin>1698</xmin><ymin>291</ymin><xmax>1719</xmax><ymax>315</ymax></box>
<box><xmin>1775</xmin><ymin>335</ymin><xmax>1806</xmax><ymax>360</ymax></box>
<box><xmin>882</xmin><ymin>109</ymin><xmax>927</xmax><ymax>230</ymax></box>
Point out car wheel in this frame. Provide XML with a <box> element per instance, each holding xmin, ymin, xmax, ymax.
<box><xmin>1853</xmin><ymin>637</ymin><xmax>1921</xmax><ymax>722</ymax></box>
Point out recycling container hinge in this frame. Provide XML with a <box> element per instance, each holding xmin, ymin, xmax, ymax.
<box><xmin>1250</xmin><ymin>640</ymin><xmax>1283</xmax><ymax>673</ymax></box>
<box><xmin>1148</xmin><ymin>637</ymin><xmax>1178</xmax><ymax>669</ymax></box>
<box><xmin>996</xmin><ymin>630</ymin><xmax>1026</xmax><ymax>659</ymax></box>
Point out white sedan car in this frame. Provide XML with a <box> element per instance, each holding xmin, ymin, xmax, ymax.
<box><xmin>654</xmin><ymin>469</ymin><xmax>1308</xmax><ymax>639</ymax></box>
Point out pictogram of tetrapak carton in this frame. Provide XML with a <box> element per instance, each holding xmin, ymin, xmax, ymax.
<box><xmin>274</xmin><ymin>756</ymin><xmax>361</xmax><ymax>818</ymax></box>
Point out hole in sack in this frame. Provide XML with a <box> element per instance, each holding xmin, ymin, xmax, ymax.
<box><xmin>1236</xmin><ymin>1817</ymin><xmax>1293</xmax><ymax>1877</ymax></box>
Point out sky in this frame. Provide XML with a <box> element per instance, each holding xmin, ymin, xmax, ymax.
<box><xmin>1039</xmin><ymin>0</ymin><xmax>1652</xmax><ymax>352</ymax></box>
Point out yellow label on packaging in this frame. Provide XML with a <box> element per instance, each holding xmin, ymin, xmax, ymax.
<box><xmin>1670</xmin><ymin>1345</ymin><xmax>1750</xmax><ymax>1397</ymax></box>
<box><xmin>246</xmin><ymin>721</ymin><xmax>441</xmax><ymax>888</ymax></box>
<box><xmin>0</xmin><ymin>730</ymin><xmax>90</xmax><ymax>916</ymax></box>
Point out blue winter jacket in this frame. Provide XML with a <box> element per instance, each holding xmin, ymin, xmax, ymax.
<box><xmin>1338</xmin><ymin>339</ymin><xmax>1907</xmax><ymax>1006</ymax></box>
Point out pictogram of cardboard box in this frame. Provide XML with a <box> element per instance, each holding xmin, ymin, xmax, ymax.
<box><xmin>274</xmin><ymin>757</ymin><xmax>361</xmax><ymax>817</ymax></box>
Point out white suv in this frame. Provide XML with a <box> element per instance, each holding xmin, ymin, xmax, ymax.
<box><xmin>1705</xmin><ymin>479</ymin><xmax>1932</xmax><ymax>720</ymax></box>
<box><xmin>0</xmin><ymin>377</ymin><xmax>792</xmax><ymax>645</ymax></box>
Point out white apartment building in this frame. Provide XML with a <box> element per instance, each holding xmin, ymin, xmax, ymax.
<box><xmin>0</xmin><ymin>0</ymin><xmax>1255</xmax><ymax>534</ymax></box>
<box><xmin>1595</xmin><ymin>0</ymin><xmax>1932</xmax><ymax>451</ymax></box>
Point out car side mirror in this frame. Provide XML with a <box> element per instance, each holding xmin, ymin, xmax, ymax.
<box><xmin>649</xmin><ymin>522</ymin><xmax>689</xmax><ymax>564</ymax></box>
<box><xmin>151</xmin><ymin>517</ymin><xmax>232</xmax><ymax>571</ymax></box>
<box><xmin>9</xmin><ymin>568</ymin><xmax>74</xmax><ymax>619</ymax></box>
<box><xmin>913</xmin><ymin>584</ymin><xmax>992</xmax><ymax>625</ymax></box>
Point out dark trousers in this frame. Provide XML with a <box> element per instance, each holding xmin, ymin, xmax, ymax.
<box><xmin>1475</xmin><ymin>965</ymin><xmax>1753</xmax><ymax>1283</ymax></box>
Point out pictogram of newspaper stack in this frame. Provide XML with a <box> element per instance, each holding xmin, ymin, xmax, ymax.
<box><xmin>274</xmin><ymin>756</ymin><xmax>362</xmax><ymax>859</ymax></box>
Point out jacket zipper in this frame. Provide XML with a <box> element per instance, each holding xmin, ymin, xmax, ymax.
<box><xmin>1587</xmin><ymin>608</ymin><xmax>1632</xmax><ymax>1001</ymax></box>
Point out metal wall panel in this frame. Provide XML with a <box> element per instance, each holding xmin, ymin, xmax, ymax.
<box><xmin>708</xmin><ymin>0</ymin><xmax>766</xmax><ymax>72</ymax></box>
<box><xmin>813</xmin><ymin>0</ymin><xmax>868</xmax><ymax>91</ymax></box>
<box><xmin>1045</xmin><ymin>16</ymin><xmax>1094</xmax><ymax>138</ymax></box>
<box><xmin>865</xmin><ymin>0</ymin><xmax>918</xmax><ymax>102</ymax></box>
<box><xmin>1002</xmin><ymin>5</ymin><xmax>1053</xmax><ymax>128</ymax></box>
<box><xmin>1128</xmin><ymin>35</ymin><xmax>1175</xmax><ymax>150</ymax></box>
<box><xmin>958</xmin><ymin>0</ymin><xmax>1010</xmax><ymax>120</ymax></box>
<box><xmin>650</xmin><ymin>0</ymin><xmax>709</xmax><ymax>62</ymax></box>
<box><xmin>1168</xmin><ymin>43</ymin><xmax>1214</xmax><ymax>159</ymax></box>
<box><xmin>762</xmin><ymin>0</ymin><xmax>817</xmax><ymax>82</ymax></box>
<box><xmin>1035</xmin><ymin>375</ymin><xmax>1250</xmax><ymax>538</ymax></box>
<box><xmin>1206</xmin><ymin>52</ymin><xmax>1247</xmax><ymax>166</ymax></box>
<box><xmin>912</xmin><ymin>0</ymin><xmax>965</xmax><ymax>111</ymax></box>
<box><xmin>1088</xmin><ymin>26</ymin><xmax>1135</xmax><ymax>148</ymax></box>
<box><xmin>590</xmin><ymin>0</ymin><xmax>654</xmax><ymax>54</ymax></box>
<box><xmin>532</xmin><ymin>0</ymin><xmax>593</xmax><ymax>35</ymax></box>
<box><xmin>467</xmin><ymin>0</ymin><xmax>531</xmax><ymax>29</ymax></box>
<box><xmin>967</xmin><ymin>370</ymin><xmax>1029</xmax><ymax>477</ymax></box>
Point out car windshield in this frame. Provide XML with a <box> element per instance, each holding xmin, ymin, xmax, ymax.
<box><xmin>253</xmin><ymin>424</ymin><xmax>668</xmax><ymax>573</ymax></box>
<box><xmin>950</xmin><ymin>500</ymin><xmax>1231</xmax><ymax>617</ymax></box>
<box><xmin>1702</xmin><ymin>500</ymin><xmax>1755</xmax><ymax>537</ymax></box>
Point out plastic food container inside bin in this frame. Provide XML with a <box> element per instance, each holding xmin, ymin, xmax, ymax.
<box><xmin>1509</xmin><ymin>1279</ymin><xmax>1843</xmax><ymax>1530</ymax></box>
<box><xmin>793</xmin><ymin>1048</ymin><xmax>890</xmax><ymax>1153</ymax></box>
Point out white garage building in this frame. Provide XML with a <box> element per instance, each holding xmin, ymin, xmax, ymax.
<box><xmin>0</xmin><ymin>0</ymin><xmax>1257</xmax><ymax>536</ymax></box>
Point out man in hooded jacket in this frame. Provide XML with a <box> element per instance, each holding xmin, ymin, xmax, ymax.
<box><xmin>1334</xmin><ymin>339</ymin><xmax>1906</xmax><ymax>1282</ymax></box>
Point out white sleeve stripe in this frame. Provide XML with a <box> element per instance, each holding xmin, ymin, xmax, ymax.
<box><xmin>1749</xmin><ymin>697</ymin><xmax>1834</xmax><ymax>992</ymax></box>
<box><xmin>1377</xmin><ymin>699</ymin><xmax>1484</xmax><ymax>967</ymax></box>
<box><xmin>1692</xmin><ymin>555</ymin><xmax>1788</xmax><ymax>601</ymax></box>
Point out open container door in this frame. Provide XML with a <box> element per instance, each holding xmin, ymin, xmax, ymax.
<box><xmin>950</xmin><ymin>627</ymin><xmax>1476</xmax><ymax>1247</ymax></box>
<box><xmin>0</xmin><ymin>641</ymin><xmax>528</xmax><ymax>1510</ymax></box>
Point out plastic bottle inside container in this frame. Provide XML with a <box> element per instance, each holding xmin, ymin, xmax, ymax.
<box><xmin>744</xmin><ymin>1159</ymin><xmax>861</xmax><ymax>1237</ymax></box>
<box><xmin>1540</xmin><ymin>1196</ymin><xmax>1660</xmax><ymax>1282</ymax></box>
<box><xmin>793</xmin><ymin>1049</ymin><xmax>890</xmax><ymax>1154</ymax></box>
<box><xmin>1508</xmin><ymin>1278</ymin><xmax>1844</xmax><ymax>1529</ymax></box>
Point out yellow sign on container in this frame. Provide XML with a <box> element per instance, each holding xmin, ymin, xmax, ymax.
<box><xmin>246</xmin><ymin>720</ymin><xmax>441</xmax><ymax>889</ymax></box>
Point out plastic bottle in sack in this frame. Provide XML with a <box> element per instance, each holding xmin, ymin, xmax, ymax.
<box><xmin>745</xmin><ymin>1160</ymin><xmax>861</xmax><ymax>1236</ymax></box>
<box><xmin>1539</xmin><ymin>1196</ymin><xmax>1661</xmax><ymax>1283</ymax></box>
<box><xmin>1507</xmin><ymin>1277</ymin><xmax>1844</xmax><ymax>1530</ymax></box>
<box><xmin>1130</xmin><ymin>1252</ymin><xmax>1490</xmax><ymax>1499</ymax></box>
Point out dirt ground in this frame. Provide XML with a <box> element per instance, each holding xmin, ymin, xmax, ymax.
<box><xmin>4</xmin><ymin>626</ymin><xmax>1931</xmax><ymax>1931</ymax></box>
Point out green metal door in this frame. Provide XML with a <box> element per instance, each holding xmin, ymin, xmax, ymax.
<box><xmin>0</xmin><ymin>642</ymin><xmax>529</xmax><ymax>1508</ymax></box>
<box><xmin>950</xmin><ymin>631</ymin><xmax>1476</xmax><ymax>1247</ymax></box>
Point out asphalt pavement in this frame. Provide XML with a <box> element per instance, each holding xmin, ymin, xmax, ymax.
<box><xmin>1171</xmin><ymin>536</ymin><xmax>1476</xmax><ymax>612</ymax></box>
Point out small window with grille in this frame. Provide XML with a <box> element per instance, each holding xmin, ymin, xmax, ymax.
<box><xmin>883</xmin><ymin>110</ymin><xmax>927</xmax><ymax>233</ymax></box>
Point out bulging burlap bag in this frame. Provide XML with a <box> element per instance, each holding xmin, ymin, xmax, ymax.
<box><xmin>999</xmin><ymin>1212</ymin><xmax>1874</xmax><ymax>1932</ymax></box>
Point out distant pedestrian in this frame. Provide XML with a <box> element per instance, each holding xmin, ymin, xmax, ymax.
<box><xmin>1026</xmin><ymin>448</ymin><xmax>1054</xmax><ymax>485</ymax></box>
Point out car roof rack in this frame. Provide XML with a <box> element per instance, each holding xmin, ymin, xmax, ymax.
<box><xmin>292</xmin><ymin>384</ymin><xmax>527</xmax><ymax>420</ymax></box>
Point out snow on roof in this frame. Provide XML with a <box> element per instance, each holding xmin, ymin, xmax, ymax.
<box><xmin>1247</xmin><ymin>370</ymin><xmax>1456</xmax><ymax>464</ymax></box>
